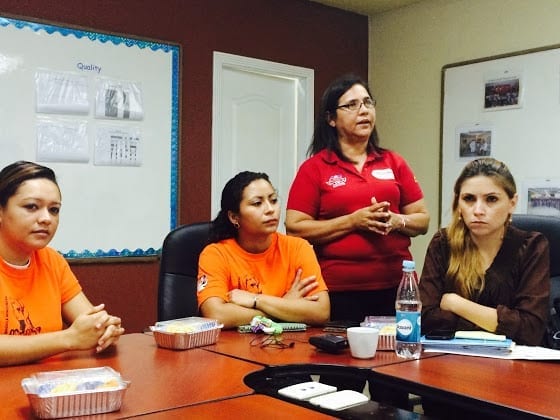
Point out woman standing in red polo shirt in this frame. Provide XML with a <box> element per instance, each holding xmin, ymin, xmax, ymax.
<box><xmin>286</xmin><ymin>74</ymin><xmax>430</xmax><ymax>322</ymax></box>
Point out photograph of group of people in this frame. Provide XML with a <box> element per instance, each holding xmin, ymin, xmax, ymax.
<box><xmin>484</xmin><ymin>77</ymin><xmax>520</xmax><ymax>109</ymax></box>
<box><xmin>527</xmin><ymin>186</ymin><xmax>560</xmax><ymax>216</ymax></box>
<box><xmin>458</xmin><ymin>129</ymin><xmax>491</xmax><ymax>158</ymax></box>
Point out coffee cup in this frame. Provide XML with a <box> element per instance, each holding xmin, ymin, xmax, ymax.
<box><xmin>347</xmin><ymin>327</ymin><xmax>379</xmax><ymax>359</ymax></box>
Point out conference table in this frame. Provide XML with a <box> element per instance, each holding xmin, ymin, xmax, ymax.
<box><xmin>132</xmin><ymin>394</ymin><xmax>335</xmax><ymax>419</ymax></box>
<box><xmin>2</xmin><ymin>328</ymin><xmax>559</xmax><ymax>419</ymax></box>
<box><xmin>1</xmin><ymin>333</ymin><xmax>257</xmax><ymax>419</ymax></box>
<box><xmin>373</xmin><ymin>354</ymin><xmax>560</xmax><ymax>419</ymax></box>
<box><xmin>206</xmin><ymin>329</ymin><xmax>560</xmax><ymax>419</ymax></box>
<box><xmin>204</xmin><ymin>328</ymin><xmax>441</xmax><ymax>368</ymax></box>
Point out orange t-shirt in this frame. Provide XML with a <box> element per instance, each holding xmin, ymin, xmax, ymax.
<box><xmin>197</xmin><ymin>232</ymin><xmax>327</xmax><ymax>306</ymax></box>
<box><xmin>0</xmin><ymin>247</ymin><xmax>82</xmax><ymax>335</ymax></box>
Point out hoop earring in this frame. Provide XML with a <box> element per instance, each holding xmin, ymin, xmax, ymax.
<box><xmin>233</xmin><ymin>221</ymin><xmax>240</xmax><ymax>229</ymax></box>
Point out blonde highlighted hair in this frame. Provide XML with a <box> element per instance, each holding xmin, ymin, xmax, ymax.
<box><xmin>446</xmin><ymin>158</ymin><xmax>516</xmax><ymax>298</ymax></box>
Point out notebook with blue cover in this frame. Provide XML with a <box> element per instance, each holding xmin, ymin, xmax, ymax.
<box><xmin>421</xmin><ymin>335</ymin><xmax>514</xmax><ymax>354</ymax></box>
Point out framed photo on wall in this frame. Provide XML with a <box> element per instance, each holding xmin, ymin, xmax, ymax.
<box><xmin>523</xmin><ymin>179</ymin><xmax>560</xmax><ymax>217</ymax></box>
<box><xmin>484</xmin><ymin>72</ymin><xmax>522</xmax><ymax>111</ymax></box>
<box><xmin>456</xmin><ymin>124</ymin><xmax>493</xmax><ymax>160</ymax></box>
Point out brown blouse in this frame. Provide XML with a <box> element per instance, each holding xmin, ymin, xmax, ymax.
<box><xmin>419</xmin><ymin>226</ymin><xmax>550</xmax><ymax>346</ymax></box>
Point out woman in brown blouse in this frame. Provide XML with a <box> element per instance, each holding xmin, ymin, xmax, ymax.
<box><xmin>419</xmin><ymin>158</ymin><xmax>549</xmax><ymax>346</ymax></box>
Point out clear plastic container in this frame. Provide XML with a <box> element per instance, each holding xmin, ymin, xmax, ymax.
<box><xmin>150</xmin><ymin>316</ymin><xmax>223</xmax><ymax>350</ymax></box>
<box><xmin>360</xmin><ymin>316</ymin><xmax>396</xmax><ymax>350</ymax></box>
<box><xmin>21</xmin><ymin>366</ymin><xmax>129</xmax><ymax>419</ymax></box>
<box><xmin>152</xmin><ymin>316</ymin><xmax>220</xmax><ymax>333</ymax></box>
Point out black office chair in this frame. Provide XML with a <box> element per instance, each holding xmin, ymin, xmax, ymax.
<box><xmin>511</xmin><ymin>214</ymin><xmax>560</xmax><ymax>305</ymax></box>
<box><xmin>511</xmin><ymin>214</ymin><xmax>560</xmax><ymax>348</ymax></box>
<box><xmin>157</xmin><ymin>222</ymin><xmax>211</xmax><ymax>322</ymax></box>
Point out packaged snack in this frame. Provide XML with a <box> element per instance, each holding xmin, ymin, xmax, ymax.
<box><xmin>361</xmin><ymin>316</ymin><xmax>396</xmax><ymax>350</ymax></box>
<box><xmin>21</xmin><ymin>366</ymin><xmax>129</xmax><ymax>418</ymax></box>
<box><xmin>150</xmin><ymin>316</ymin><xmax>222</xmax><ymax>350</ymax></box>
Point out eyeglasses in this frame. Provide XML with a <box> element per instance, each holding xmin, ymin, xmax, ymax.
<box><xmin>336</xmin><ymin>97</ymin><xmax>376</xmax><ymax>112</ymax></box>
<box><xmin>250</xmin><ymin>334</ymin><xmax>295</xmax><ymax>349</ymax></box>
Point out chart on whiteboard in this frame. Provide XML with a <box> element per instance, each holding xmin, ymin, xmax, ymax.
<box><xmin>94</xmin><ymin>125</ymin><xmax>141</xmax><ymax>166</ymax></box>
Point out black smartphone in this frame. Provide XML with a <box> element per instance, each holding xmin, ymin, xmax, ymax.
<box><xmin>309</xmin><ymin>334</ymin><xmax>349</xmax><ymax>353</ymax></box>
<box><xmin>425</xmin><ymin>329</ymin><xmax>455</xmax><ymax>340</ymax></box>
<box><xmin>323</xmin><ymin>320</ymin><xmax>361</xmax><ymax>333</ymax></box>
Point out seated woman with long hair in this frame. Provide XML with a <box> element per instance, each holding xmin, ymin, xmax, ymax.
<box><xmin>420</xmin><ymin>158</ymin><xmax>549</xmax><ymax>346</ymax></box>
<box><xmin>197</xmin><ymin>171</ymin><xmax>330</xmax><ymax>329</ymax></box>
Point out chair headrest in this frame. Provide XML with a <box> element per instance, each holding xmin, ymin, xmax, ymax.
<box><xmin>511</xmin><ymin>214</ymin><xmax>560</xmax><ymax>276</ymax></box>
<box><xmin>160</xmin><ymin>222</ymin><xmax>211</xmax><ymax>277</ymax></box>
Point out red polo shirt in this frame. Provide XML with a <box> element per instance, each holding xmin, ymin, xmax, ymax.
<box><xmin>287</xmin><ymin>149</ymin><xmax>423</xmax><ymax>291</ymax></box>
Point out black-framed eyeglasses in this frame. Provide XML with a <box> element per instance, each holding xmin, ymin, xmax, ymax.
<box><xmin>336</xmin><ymin>97</ymin><xmax>376</xmax><ymax>112</ymax></box>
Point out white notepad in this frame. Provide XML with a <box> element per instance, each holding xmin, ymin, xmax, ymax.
<box><xmin>277</xmin><ymin>381</ymin><xmax>337</xmax><ymax>400</ymax></box>
<box><xmin>309</xmin><ymin>390</ymin><xmax>369</xmax><ymax>411</ymax></box>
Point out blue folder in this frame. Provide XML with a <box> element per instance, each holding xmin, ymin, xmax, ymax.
<box><xmin>421</xmin><ymin>336</ymin><xmax>514</xmax><ymax>354</ymax></box>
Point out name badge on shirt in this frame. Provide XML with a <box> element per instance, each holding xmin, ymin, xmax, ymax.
<box><xmin>371</xmin><ymin>168</ymin><xmax>395</xmax><ymax>180</ymax></box>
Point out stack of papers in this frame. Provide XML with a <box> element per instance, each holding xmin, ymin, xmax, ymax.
<box><xmin>422</xmin><ymin>330</ymin><xmax>560</xmax><ymax>359</ymax></box>
<box><xmin>454</xmin><ymin>331</ymin><xmax>506</xmax><ymax>340</ymax></box>
<box><xmin>421</xmin><ymin>331</ymin><xmax>514</xmax><ymax>356</ymax></box>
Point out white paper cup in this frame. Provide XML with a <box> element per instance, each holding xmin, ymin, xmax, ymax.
<box><xmin>347</xmin><ymin>327</ymin><xmax>379</xmax><ymax>359</ymax></box>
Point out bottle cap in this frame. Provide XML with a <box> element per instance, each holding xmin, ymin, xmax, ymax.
<box><xmin>402</xmin><ymin>260</ymin><xmax>415</xmax><ymax>270</ymax></box>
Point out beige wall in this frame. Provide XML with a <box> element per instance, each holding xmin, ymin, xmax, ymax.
<box><xmin>369</xmin><ymin>0</ymin><xmax>560</xmax><ymax>270</ymax></box>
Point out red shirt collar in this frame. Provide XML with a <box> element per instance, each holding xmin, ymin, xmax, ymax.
<box><xmin>319</xmin><ymin>148</ymin><xmax>382</xmax><ymax>165</ymax></box>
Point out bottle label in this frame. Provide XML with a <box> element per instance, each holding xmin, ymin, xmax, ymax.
<box><xmin>396</xmin><ymin>311</ymin><xmax>421</xmax><ymax>342</ymax></box>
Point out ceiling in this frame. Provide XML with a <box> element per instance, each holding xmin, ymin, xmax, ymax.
<box><xmin>309</xmin><ymin>0</ymin><xmax>424</xmax><ymax>16</ymax></box>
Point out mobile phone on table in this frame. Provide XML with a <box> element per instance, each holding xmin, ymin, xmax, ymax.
<box><xmin>425</xmin><ymin>329</ymin><xmax>455</xmax><ymax>340</ymax></box>
<box><xmin>309</xmin><ymin>334</ymin><xmax>349</xmax><ymax>353</ymax></box>
<box><xmin>323</xmin><ymin>320</ymin><xmax>360</xmax><ymax>333</ymax></box>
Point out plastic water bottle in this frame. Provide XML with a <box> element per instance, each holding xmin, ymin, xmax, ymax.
<box><xmin>395</xmin><ymin>260</ymin><xmax>422</xmax><ymax>359</ymax></box>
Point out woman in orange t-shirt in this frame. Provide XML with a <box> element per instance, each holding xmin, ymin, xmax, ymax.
<box><xmin>0</xmin><ymin>161</ymin><xmax>124</xmax><ymax>366</ymax></box>
<box><xmin>197</xmin><ymin>171</ymin><xmax>330</xmax><ymax>329</ymax></box>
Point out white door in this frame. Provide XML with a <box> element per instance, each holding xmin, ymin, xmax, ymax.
<box><xmin>212</xmin><ymin>52</ymin><xmax>314</xmax><ymax>232</ymax></box>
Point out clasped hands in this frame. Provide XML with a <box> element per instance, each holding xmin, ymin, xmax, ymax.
<box><xmin>70</xmin><ymin>304</ymin><xmax>125</xmax><ymax>353</ymax></box>
<box><xmin>355</xmin><ymin>197</ymin><xmax>403</xmax><ymax>235</ymax></box>
<box><xmin>227</xmin><ymin>268</ymin><xmax>319</xmax><ymax>309</ymax></box>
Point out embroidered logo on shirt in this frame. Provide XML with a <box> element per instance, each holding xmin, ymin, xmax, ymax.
<box><xmin>371</xmin><ymin>168</ymin><xmax>395</xmax><ymax>180</ymax></box>
<box><xmin>326</xmin><ymin>174</ymin><xmax>347</xmax><ymax>188</ymax></box>
<box><xmin>197</xmin><ymin>275</ymin><xmax>208</xmax><ymax>293</ymax></box>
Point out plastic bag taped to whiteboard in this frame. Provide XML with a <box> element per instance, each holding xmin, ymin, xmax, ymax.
<box><xmin>95</xmin><ymin>78</ymin><xmax>144</xmax><ymax>121</ymax></box>
<box><xmin>94</xmin><ymin>125</ymin><xmax>142</xmax><ymax>167</ymax></box>
<box><xmin>35</xmin><ymin>69</ymin><xmax>89</xmax><ymax>114</ymax></box>
<box><xmin>36</xmin><ymin>117</ymin><xmax>90</xmax><ymax>163</ymax></box>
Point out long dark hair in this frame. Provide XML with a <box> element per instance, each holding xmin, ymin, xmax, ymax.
<box><xmin>0</xmin><ymin>161</ymin><xmax>59</xmax><ymax>207</ymax></box>
<box><xmin>308</xmin><ymin>73</ymin><xmax>383</xmax><ymax>161</ymax></box>
<box><xmin>209</xmin><ymin>171</ymin><xmax>272</xmax><ymax>243</ymax></box>
<box><xmin>447</xmin><ymin>158</ymin><xmax>517</xmax><ymax>298</ymax></box>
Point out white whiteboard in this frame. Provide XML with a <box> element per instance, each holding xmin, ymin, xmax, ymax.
<box><xmin>441</xmin><ymin>45</ymin><xmax>560</xmax><ymax>227</ymax></box>
<box><xmin>0</xmin><ymin>16</ymin><xmax>179</xmax><ymax>259</ymax></box>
